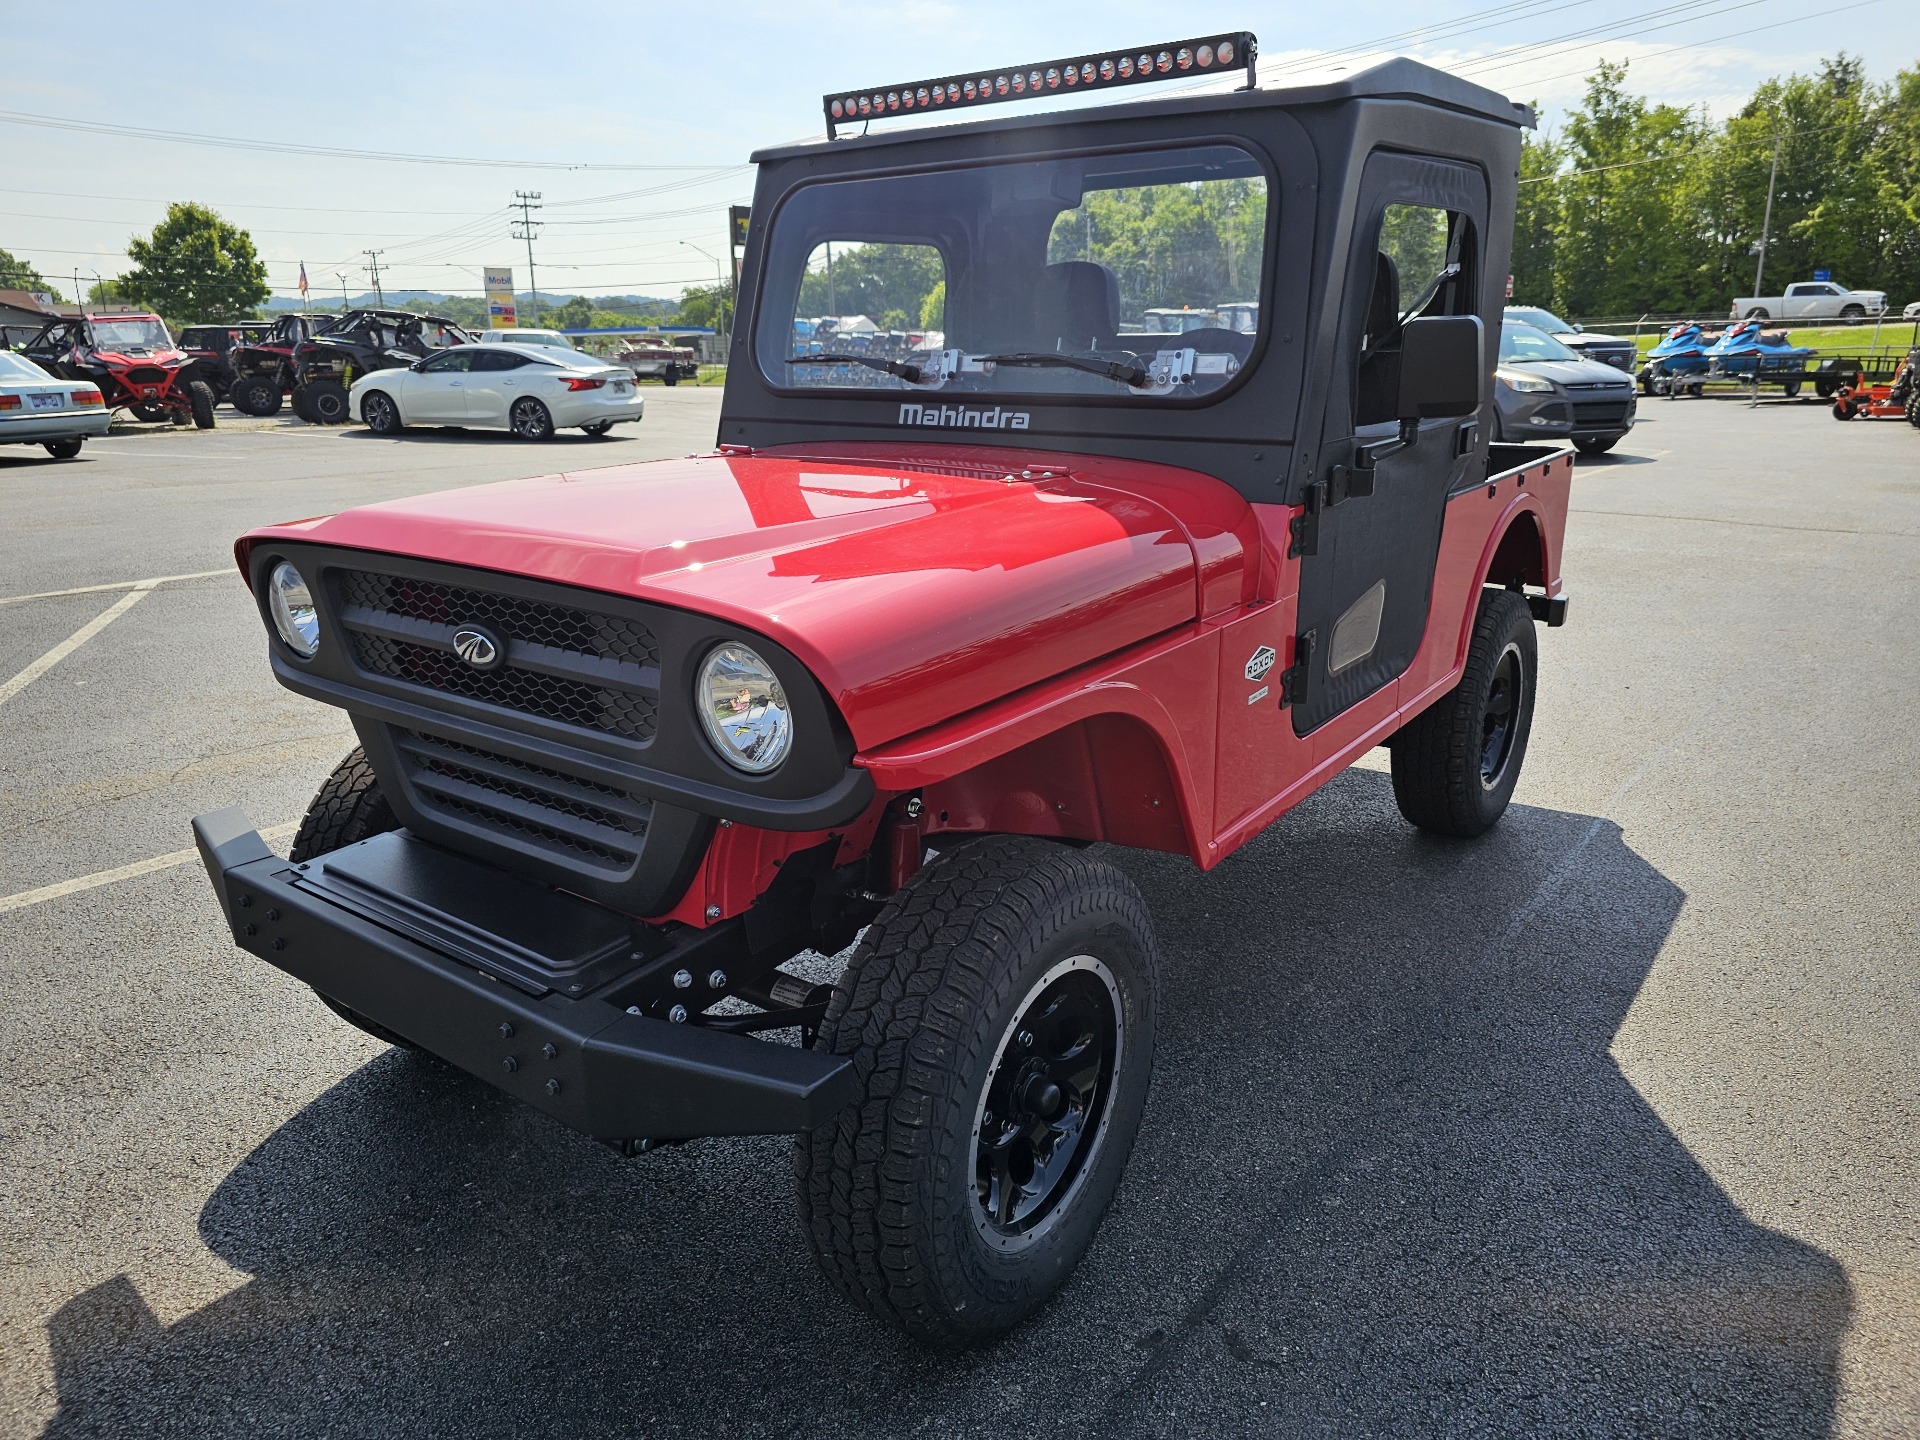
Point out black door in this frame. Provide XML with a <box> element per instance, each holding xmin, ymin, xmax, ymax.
<box><xmin>1290</xmin><ymin>153</ymin><xmax>1488</xmax><ymax>736</ymax></box>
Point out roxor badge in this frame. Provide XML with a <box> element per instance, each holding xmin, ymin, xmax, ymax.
<box><xmin>1245</xmin><ymin>645</ymin><xmax>1277</xmax><ymax>682</ymax></box>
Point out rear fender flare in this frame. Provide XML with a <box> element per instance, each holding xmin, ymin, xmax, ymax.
<box><xmin>1461</xmin><ymin>498</ymin><xmax>1550</xmax><ymax>668</ymax></box>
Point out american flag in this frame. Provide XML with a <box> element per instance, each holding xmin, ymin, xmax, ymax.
<box><xmin>298</xmin><ymin>262</ymin><xmax>309</xmax><ymax>299</ymax></box>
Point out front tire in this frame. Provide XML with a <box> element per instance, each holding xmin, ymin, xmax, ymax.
<box><xmin>303</xmin><ymin>379</ymin><xmax>350</xmax><ymax>425</ymax></box>
<box><xmin>187</xmin><ymin>378</ymin><xmax>217</xmax><ymax>429</ymax></box>
<box><xmin>1841</xmin><ymin>304</ymin><xmax>1865</xmax><ymax>322</ymax></box>
<box><xmin>130</xmin><ymin>403</ymin><xmax>167</xmax><ymax>423</ymax></box>
<box><xmin>1574</xmin><ymin>436</ymin><xmax>1618</xmax><ymax>456</ymax></box>
<box><xmin>362</xmin><ymin>390</ymin><xmax>404</xmax><ymax>435</ymax></box>
<box><xmin>796</xmin><ymin>836</ymin><xmax>1158</xmax><ymax>1348</ymax></box>
<box><xmin>1389</xmin><ymin>588</ymin><xmax>1537</xmax><ymax>838</ymax></box>
<box><xmin>509</xmin><ymin>396</ymin><xmax>555</xmax><ymax>440</ymax></box>
<box><xmin>288</xmin><ymin>749</ymin><xmax>420</xmax><ymax>1050</ymax></box>
<box><xmin>43</xmin><ymin>438</ymin><xmax>84</xmax><ymax>459</ymax></box>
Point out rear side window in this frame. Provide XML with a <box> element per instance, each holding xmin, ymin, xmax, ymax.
<box><xmin>1354</xmin><ymin>202</ymin><xmax>1477</xmax><ymax>428</ymax></box>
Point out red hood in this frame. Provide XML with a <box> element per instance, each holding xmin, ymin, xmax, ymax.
<box><xmin>245</xmin><ymin>443</ymin><xmax>1260</xmax><ymax>749</ymax></box>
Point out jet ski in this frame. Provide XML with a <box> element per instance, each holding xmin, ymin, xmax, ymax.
<box><xmin>1705</xmin><ymin>320</ymin><xmax>1813</xmax><ymax>393</ymax></box>
<box><xmin>1638</xmin><ymin>322</ymin><xmax>1717</xmax><ymax>395</ymax></box>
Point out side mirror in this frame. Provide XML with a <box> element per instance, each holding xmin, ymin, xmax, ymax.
<box><xmin>1396</xmin><ymin>315</ymin><xmax>1484</xmax><ymax>422</ymax></box>
<box><xmin>1571</xmin><ymin>322</ymin><xmax>1584</xmax><ymax>332</ymax></box>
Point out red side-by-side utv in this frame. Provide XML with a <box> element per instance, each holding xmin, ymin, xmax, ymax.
<box><xmin>22</xmin><ymin>311</ymin><xmax>216</xmax><ymax>427</ymax></box>
<box><xmin>194</xmin><ymin>34</ymin><xmax>1573</xmax><ymax>1346</ymax></box>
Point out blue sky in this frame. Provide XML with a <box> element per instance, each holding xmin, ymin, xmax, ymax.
<box><xmin>5</xmin><ymin>0</ymin><xmax>1909</xmax><ymax>303</ymax></box>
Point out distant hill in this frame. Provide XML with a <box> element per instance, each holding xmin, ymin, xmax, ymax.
<box><xmin>264</xmin><ymin>291</ymin><xmax>672</xmax><ymax>311</ymax></box>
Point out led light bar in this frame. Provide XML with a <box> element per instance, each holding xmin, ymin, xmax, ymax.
<box><xmin>823</xmin><ymin>31</ymin><xmax>1257</xmax><ymax>139</ymax></box>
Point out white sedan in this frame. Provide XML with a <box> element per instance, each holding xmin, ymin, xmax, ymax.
<box><xmin>0</xmin><ymin>350</ymin><xmax>109</xmax><ymax>459</ymax></box>
<box><xmin>348</xmin><ymin>344</ymin><xmax>644</xmax><ymax>440</ymax></box>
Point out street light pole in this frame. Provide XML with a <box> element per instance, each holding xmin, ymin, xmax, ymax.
<box><xmin>1753</xmin><ymin>132</ymin><xmax>1781</xmax><ymax>300</ymax></box>
<box><xmin>680</xmin><ymin>240</ymin><xmax>727</xmax><ymax>336</ymax></box>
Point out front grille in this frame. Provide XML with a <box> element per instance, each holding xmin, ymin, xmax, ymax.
<box><xmin>1572</xmin><ymin>400</ymin><xmax>1631</xmax><ymax>427</ymax></box>
<box><xmin>125</xmin><ymin>365</ymin><xmax>168</xmax><ymax>384</ymax></box>
<box><xmin>334</xmin><ymin>568</ymin><xmax>658</xmax><ymax>740</ymax></box>
<box><xmin>393</xmin><ymin>730</ymin><xmax>650</xmax><ymax>870</ymax></box>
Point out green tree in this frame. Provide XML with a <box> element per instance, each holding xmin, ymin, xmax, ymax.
<box><xmin>796</xmin><ymin>242</ymin><xmax>943</xmax><ymax>324</ymax></box>
<box><xmin>1510</xmin><ymin>128</ymin><xmax>1564</xmax><ymax>306</ymax></box>
<box><xmin>122</xmin><ymin>203</ymin><xmax>269</xmax><ymax>323</ymax></box>
<box><xmin>0</xmin><ymin>248</ymin><xmax>62</xmax><ymax>299</ymax></box>
<box><xmin>919</xmin><ymin>279</ymin><xmax>946</xmax><ymax>331</ymax></box>
<box><xmin>673</xmin><ymin>279</ymin><xmax>735</xmax><ymax>332</ymax></box>
<box><xmin>546</xmin><ymin>294</ymin><xmax>594</xmax><ymax>330</ymax></box>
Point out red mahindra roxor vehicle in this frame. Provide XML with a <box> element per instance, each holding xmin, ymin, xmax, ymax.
<box><xmin>194</xmin><ymin>35</ymin><xmax>1570</xmax><ymax>1347</ymax></box>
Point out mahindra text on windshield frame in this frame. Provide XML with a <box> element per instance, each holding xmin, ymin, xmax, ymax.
<box><xmin>753</xmin><ymin>142</ymin><xmax>1275</xmax><ymax>411</ymax></box>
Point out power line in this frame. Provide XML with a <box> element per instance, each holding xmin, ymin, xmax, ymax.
<box><xmin>0</xmin><ymin>108</ymin><xmax>737</xmax><ymax>172</ymax></box>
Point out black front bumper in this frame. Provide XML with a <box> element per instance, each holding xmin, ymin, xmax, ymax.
<box><xmin>192</xmin><ymin>808</ymin><xmax>855</xmax><ymax>1142</ymax></box>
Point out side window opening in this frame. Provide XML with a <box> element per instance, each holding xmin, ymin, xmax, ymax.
<box><xmin>1354</xmin><ymin>203</ymin><xmax>1475</xmax><ymax>428</ymax></box>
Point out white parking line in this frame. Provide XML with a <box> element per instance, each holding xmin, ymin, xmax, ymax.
<box><xmin>0</xmin><ymin>568</ymin><xmax>229</xmax><ymax>607</ymax></box>
<box><xmin>0</xmin><ymin>582</ymin><xmax>157</xmax><ymax>708</ymax></box>
<box><xmin>0</xmin><ymin>821</ymin><xmax>300</xmax><ymax>916</ymax></box>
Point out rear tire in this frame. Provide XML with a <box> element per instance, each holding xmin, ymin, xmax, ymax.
<box><xmin>509</xmin><ymin>396</ymin><xmax>555</xmax><ymax>440</ymax></box>
<box><xmin>288</xmin><ymin>749</ymin><xmax>420</xmax><ymax>1052</ymax></box>
<box><xmin>1389</xmin><ymin>588</ymin><xmax>1537</xmax><ymax>838</ymax></box>
<box><xmin>663</xmin><ymin>373</ymin><xmax>679</xmax><ymax>386</ymax></box>
<box><xmin>233</xmin><ymin>376</ymin><xmax>283</xmax><ymax>416</ymax></box>
<box><xmin>1833</xmin><ymin>398</ymin><xmax>1855</xmax><ymax>420</ymax></box>
<box><xmin>1746</xmin><ymin>308</ymin><xmax>1770</xmax><ymax>320</ymax></box>
<box><xmin>188</xmin><ymin>378</ymin><xmax>217</xmax><ymax>429</ymax></box>
<box><xmin>361</xmin><ymin>390</ymin><xmax>404</xmax><ymax>435</ymax></box>
<box><xmin>304</xmin><ymin>379</ymin><xmax>350</xmax><ymax>425</ymax></box>
<box><xmin>43</xmin><ymin>438</ymin><xmax>84</xmax><ymax>459</ymax></box>
<box><xmin>1782</xmin><ymin>380</ymin><xmax>1802</xmax><ymax>398</ymax></box>
<box><xmin>289</xmin><ymin>386</ymin><xmax>317</xmax><ymax>422</ymax></box>
<box><xmin>796</xmin><ymin>835</ymin><xmax>1158</xmax><ymax>1348</ymax></box>
<box><xmin>582</xmin><ymin>419</ymin><xmax>615</xmax><ymax>436</ymax></box>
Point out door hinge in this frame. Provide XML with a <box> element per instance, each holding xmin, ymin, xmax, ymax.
<box><xmin>1288</xmin><ymin>482</ymin><xmax>1324</xmax><ymax>558</ymax></box>
<box><xmin>1278</xmin><ymin>629</ymin><xmax>1315</xmax><ymax>709</ymax></box>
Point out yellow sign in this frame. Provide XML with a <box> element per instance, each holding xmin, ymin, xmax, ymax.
<box><xmin>484</xmin><ymin>266</ymin><xmax>517</xmax><ymax>329</ymax></box>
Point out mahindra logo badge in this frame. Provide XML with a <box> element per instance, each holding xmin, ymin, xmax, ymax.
<box><xmin>452</xmin><ymin>626</ymin><xmax>502</xmax><ymax>669</ymax></box>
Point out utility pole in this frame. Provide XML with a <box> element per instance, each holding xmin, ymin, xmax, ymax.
<box><xmin>363</xmin><ymin>249</ymin><xmax>385</xmax><ymax>307</ymax></box>
<box><xmin>512</xmin><ymin>191</ymin><xmax>543</xmax><ymax>325</ymax></box>
<box><xmin>335</xmin><ymin>272</ymin><xmax>351</xmax><ymax>313</ymax></box>
<box><xmin>1753</xmin><ymin>133</ymin><xmax>1781</xmax><ymax>299</ymax></box>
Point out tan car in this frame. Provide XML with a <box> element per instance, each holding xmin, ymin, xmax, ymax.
<box><xmin>616</xmin><ymin>334</ymin><xmax>699</xmax><ymax>385</ymax></box>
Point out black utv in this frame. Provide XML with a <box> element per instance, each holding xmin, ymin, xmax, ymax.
<box><xmin>284</xmin><ymin>309</ymin><xmax>475</xmax><ymax>424</ymax></box>
<box><xmin>179</xmin><ymin>321</ymin><xmax>273</xmax><ymax>404</ymax></box>
<box><xmin>228</xmin><ymin>313</ymin><xmax>336</xmax><ymax>416</ymax></box>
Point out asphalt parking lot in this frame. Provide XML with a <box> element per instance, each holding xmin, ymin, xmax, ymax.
<box><xmin>2</xmin><ymin>391</ymin><xmax>1916</xmax><ymax>1438</ymax></box>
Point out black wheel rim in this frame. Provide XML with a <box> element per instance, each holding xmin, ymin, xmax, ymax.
<box><xmin>367</xmin><ymin>396</ymin><xmax>392</xmax><ymax>430</ymax></box>
<box><xmin>1480</xmin><ymin>642</ymin><xmax>1524</xmax><ymax>790</ymax></box>
<box><xmin>512</xmin><ymin>399</ymin><xmax>549</xmax><ymax>437</ymax></box>
<box><xmin>973</xmin><ymin>956</ymin><xmax>1121</xmax><ymax>1247</ymax></box>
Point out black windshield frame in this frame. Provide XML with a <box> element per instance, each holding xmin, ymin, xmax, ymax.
<box><xmin>749</xmin><ymin>138</ymin><xmax>1279</xmax><ymax>411</ymax></box>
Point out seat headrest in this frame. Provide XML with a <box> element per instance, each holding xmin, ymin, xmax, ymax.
<box><xmin>1033</xmin><ymin>262</ymin><xmax>1119</xmax><ymax>350</ymax></box>
<box><xmin>1364</xmin><ymin>251</ymin><xmax>1400</xmax><ymax>351</ymax></box>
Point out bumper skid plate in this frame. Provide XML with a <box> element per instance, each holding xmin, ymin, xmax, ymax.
<box><xmin>192</xmin><ymin>807</ymin><xmax>855</xmax><ymax>1142</ymax></box>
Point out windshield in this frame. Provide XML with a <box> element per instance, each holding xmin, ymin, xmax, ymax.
<box><xmin>88</xmin><ymin>318</ymin><xmax>173</xmax><ymax>352</ymax></box>
<box><xmin>0</xmin><ymin>351</ymin><xmax>52</xmax><ymax>380</ymax></box>
<box><xmin>755</xmin><ymin>144</ymin><xmax>1270</xmax><ymax>402</ymax></box>
<box><xmin>1500</xmin><ymin>322</ymin><xmax>1581</xmax><ymax>364</ymax></box>
<box><xmin>1505</xmin><ymin>306</ymin><xmax>1570</xmax><ymax>333</ymax></box>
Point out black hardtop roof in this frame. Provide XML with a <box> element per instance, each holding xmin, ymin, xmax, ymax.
<box><xmin>753</xmin><ymin>56</ymin><xmax>1532</xmax><ymax>164</ymax></box>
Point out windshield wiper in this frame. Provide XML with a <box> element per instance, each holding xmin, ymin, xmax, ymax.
<box><xmin>785</xmin><ymin>352</ymin><xmax>923</xmax><ymax>382</ymax></box>
<box><xmin>971</xmin><ymin>352</ymin><xmax>1149</xmax><ymax>387</ymax></box>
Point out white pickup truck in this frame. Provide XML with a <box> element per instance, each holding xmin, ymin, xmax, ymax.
<box><xmin>1731</xmin><ymin>280</ymin><xmax>1888</xmax><ymax>322</ymax></box>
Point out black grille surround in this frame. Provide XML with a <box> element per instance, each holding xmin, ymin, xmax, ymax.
<box><xmin>1565</xmin><ymin>382</ymin><xmax>1634</xmax><ymax>433</ymax></box>
<box><xmin>250</xmin><ymin>542</ymin><xmax>872</xmax><ymax>915</ymax></box>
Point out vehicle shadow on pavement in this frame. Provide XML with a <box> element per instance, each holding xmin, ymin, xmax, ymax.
<box><xmin>335</xmin><ymin>428</ymin><xmax>633</xmax><ymax>446</ymax></box>
<box><xmin>36</xmin><ymin>769</ymin><xmax>1849</xmax><ymax>1439</ymax></box>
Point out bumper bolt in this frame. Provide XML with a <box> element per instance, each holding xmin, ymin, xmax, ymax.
<box><xmin>503</xmin><ymin>1056</ymin><xmax>518</xmax><ymax>1072</ymax></box>
<box><xmin>708</xmin><ymin>970</ymin><xmax>727</xmax><ymax>990</ymax></box>
<box><xmin>243</xmin><ymin>923</ymin><xmax>257</xmax><ymax>937</ymax></box>
<box><xmin>546</xmin><ymin>1079</ymin><xmax>561</xmax><ymax>1096</ymax></box>
<box><xmin>238</xmin><ymin>894</ymin><xmax>252</xmax><ymax>909</ymax></box>
<box><xmin>905</xmin><ymin>797</ymin><xmax>924</xmax><ymax>818</ymax></box>
<box><xmin>673</xmin><ymin>969</ymin><xmax>693</xmax><ymax>990</ymax></box>
<box><xmin>668</xmin><ymin>1004</ymin><xmax>689</xmax><ymax>1024</ymax></box>
<box><xmin>265</xmin><ymin>908</ymin><xmax>279</xmax><ymax>922</ymax></box>
<box><xmin>499</xmin><ymin>1022</ymin><xmax>515</xmax><ymax>1039</ymax></box>
<box><xmin>271</xmin><ymin>938</ymin><xmax>286</xmax><ymax>951</ymax></box>
<box><xmin>542</xmin><ymin>1042</ymin><xmax>558</xmax><ymax>1059</ymax></box>
<box><xmin>704</xmin><ymin>904</ymin><xmax>722</xmax><ymax>921</ymax></box>
<box><xmin>1018</xmin><ymin>1030</ymin><xmax>1033</xmax><ymax>1049</ymax></box>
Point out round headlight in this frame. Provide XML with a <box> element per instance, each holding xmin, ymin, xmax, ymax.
<box><xmin>267</xmin><ymin>560</ymin><xmax>320</xmax><ymax>658</ymax></box>
<box><xmin>697</xmin><ymin>643</ymin><xmax>794</xmax><ymax>774</ymax></box>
